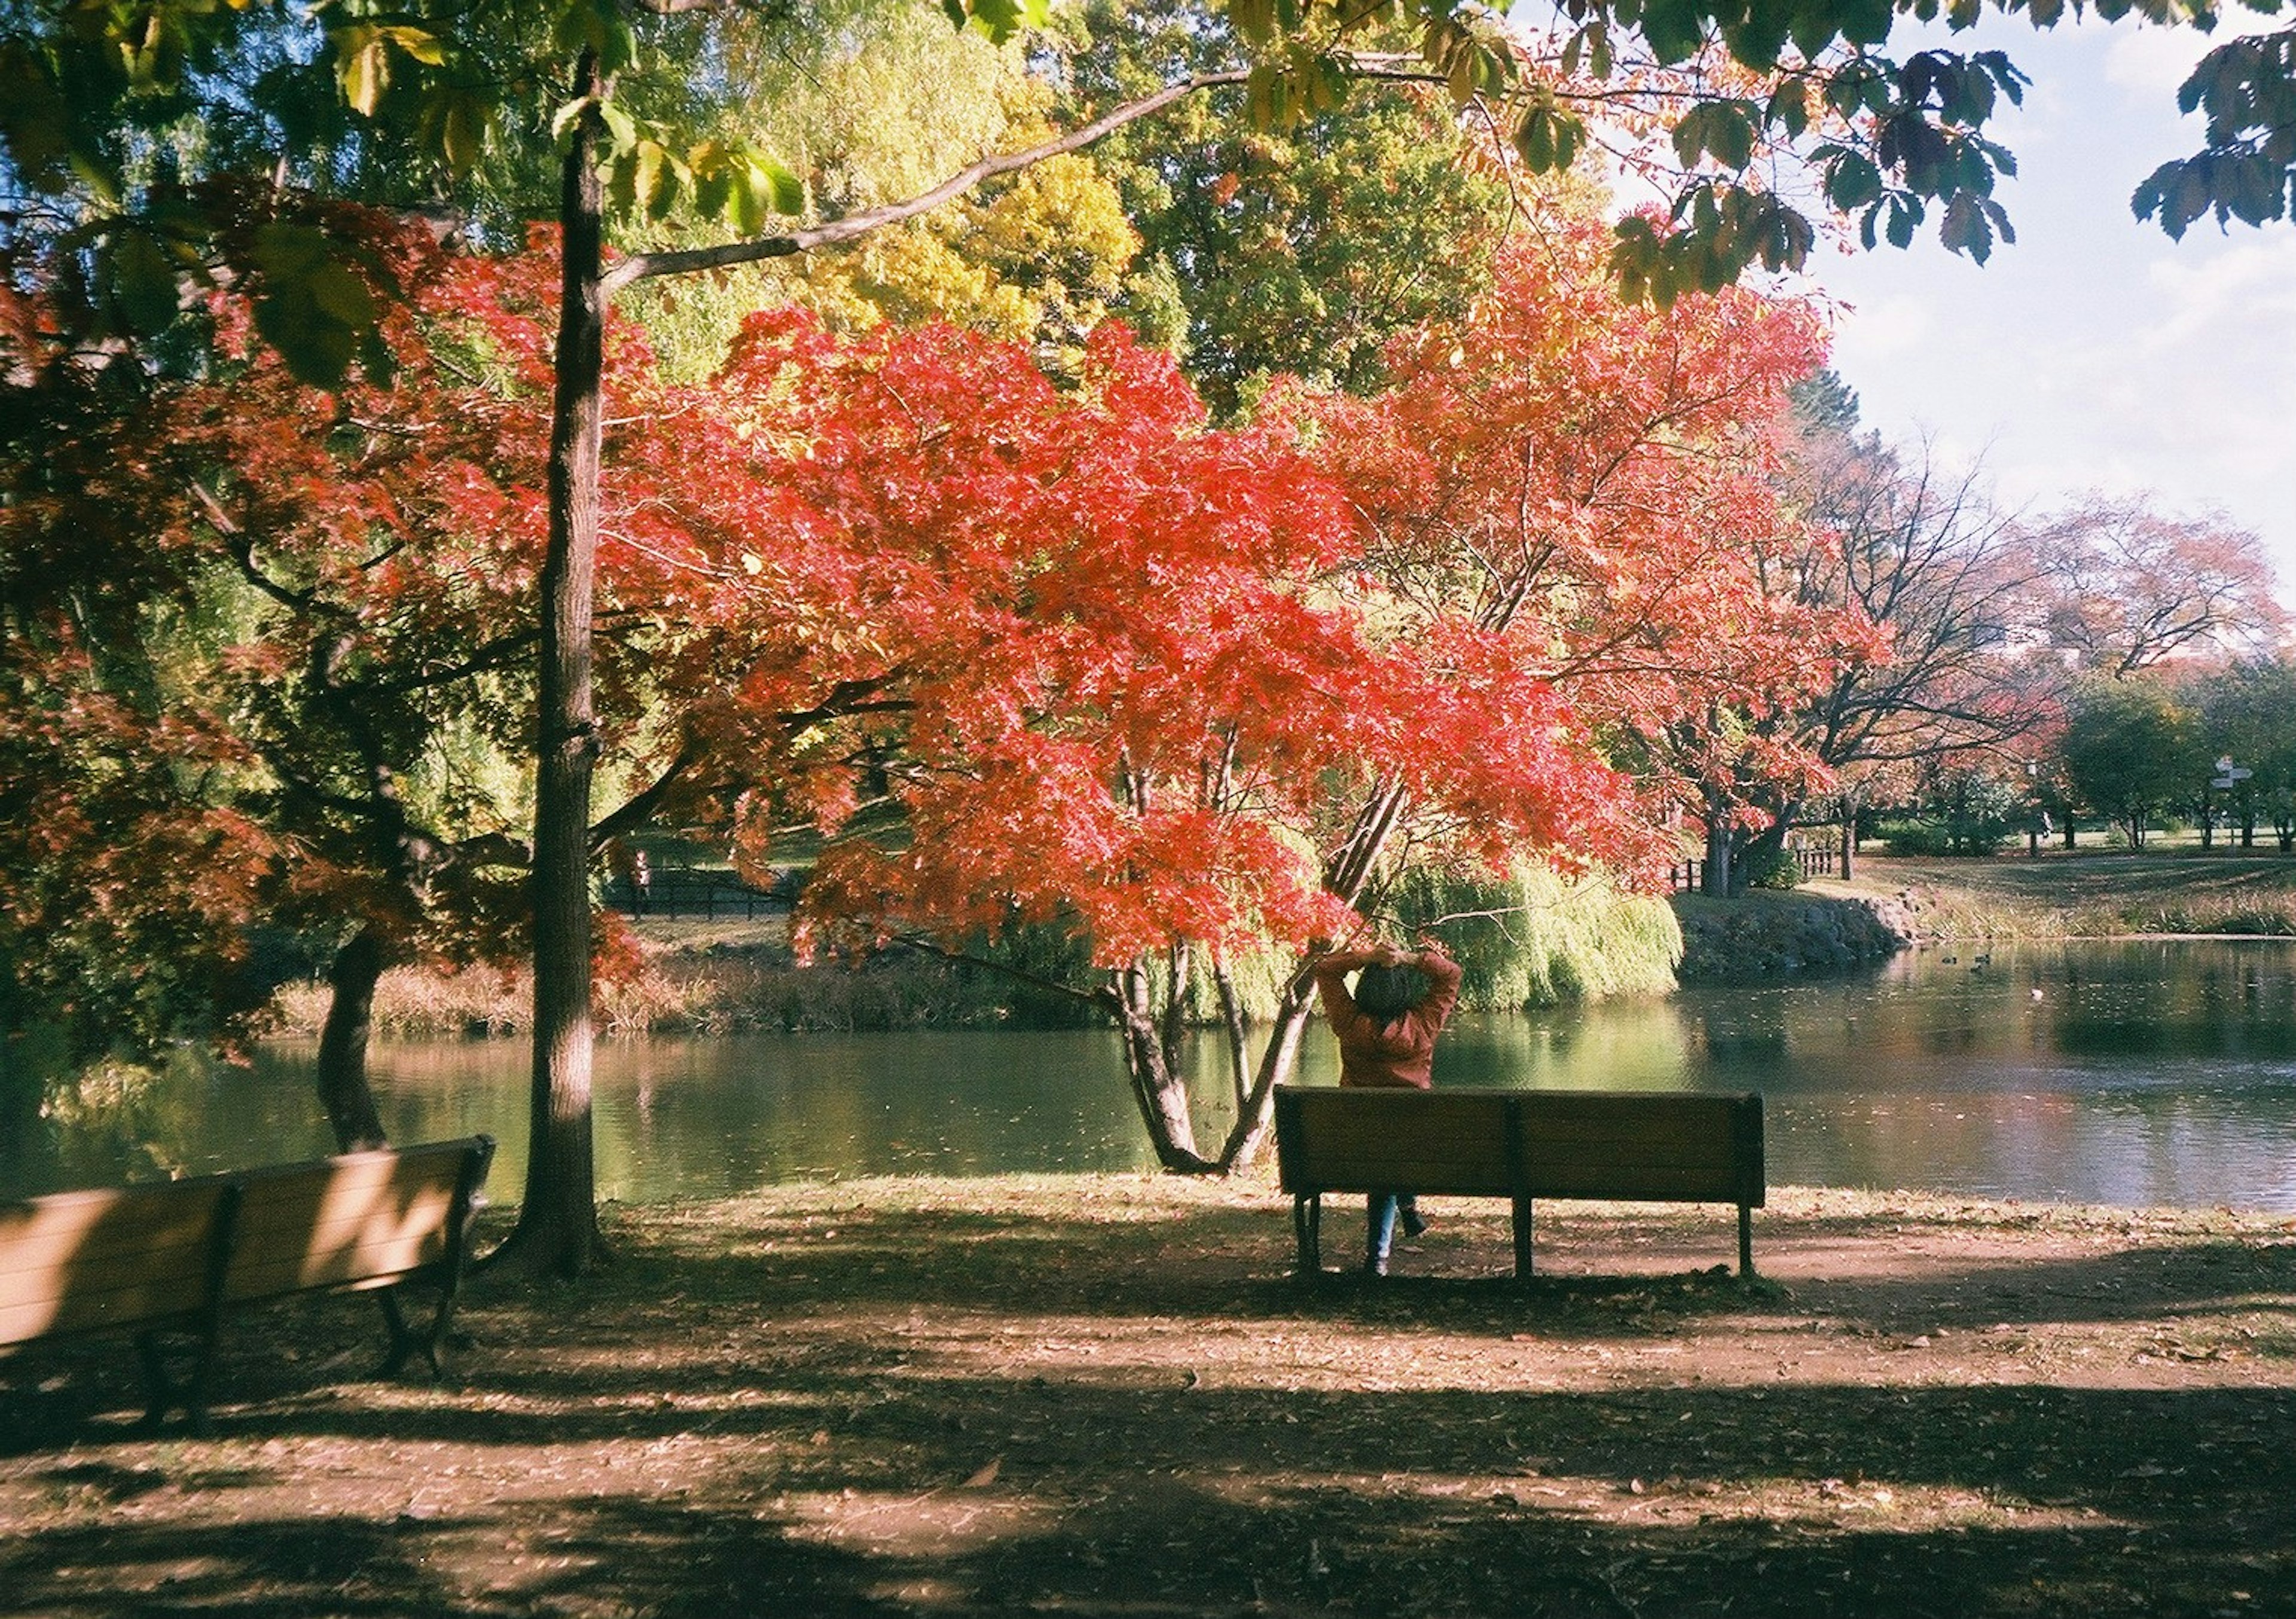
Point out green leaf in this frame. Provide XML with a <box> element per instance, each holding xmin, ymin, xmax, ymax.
<box><xmin>550</xmin><ymin>96</ymin><xmax>594</xmax><ymax>147</ymax></box>
<box><xmin>1231</xmin><ymin>0</ymin><xmax>1277</xmax><ymax>47</ymax></box>
<box><xmin>755</xmin><ymin>157</ymin><xmax>804</xmax><ymax>216</ymax></box>
<box><xmin>1939</xmin><ymin>193</ymin><xmax>1993</xmax><ymax>261</ymax></box>
<box><xmin>1639</xmin><ymin>0</ymin><xmax>1707</xmax><ymax>63</ymax></box>
<box><xmin>0</xmin><ymin>44</ymin><xmax>81</xmax><ymax>191</ymax></box>
<box><xmin>1767</xmin><ymin>81</ymin><xmax>1812</xmax><ymax>139</ymax></box>
<box><xmin>384</xmin><ymin>26</ymin><xmax>447</xmax><ymax>68</ymax></box>
<box><xmin>597</xmin><ymin>99</ymin><xmax>637</xmax><ymax>157</ymax></box>
<box><xmin>306</xmin><ymin>262</ymin><xmax>377</xmax><ymax>328</ymax></box>
<box><xmin>440</xmin><ymin>94</ymin><xmax>487</xmax><ymax>173</ymax></box>
<box><xmin>337</xmin><ymin>31</ymin><xmax>389</xmax><ymax>117</ymax></box>
<box><xmin>251</xmin><ymin>221</ymin><xmax>330</xmax><ymax>279</ymax></box>
<box><xmin>109</xmin><ymin>232</ymin><xmax>181</xmax><ymax>334</ymax></box>
<box><xmin>1827</xmin><ymin>152</ymin><xmax>1885</xmax><ymax>209</ymax></box>
<box><xmin>729</xmin><ymin>173</ymin><xmax>766</xmax><ymax>236</ymax></box>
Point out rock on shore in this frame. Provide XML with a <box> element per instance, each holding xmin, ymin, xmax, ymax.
<box><xmin>1674</xmin><ymin>888</ymin><xmax>1916</xmax><ymax>980</ymax></box>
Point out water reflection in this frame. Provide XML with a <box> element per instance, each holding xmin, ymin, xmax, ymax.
<box><xmin>11</xmin><ymin>939</ymin><xmax>2296</xmax><ymax>1209</ymax></box>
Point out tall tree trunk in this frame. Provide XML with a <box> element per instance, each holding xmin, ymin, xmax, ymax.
<box><xmin>1111</xmin><ymin>961</ymin><xmax>1214</xmax><ymax>1172</ymax></box>
<box><xmin>495</xmin><ymin>51</ymin><xmax>605</xmax><ymax>1276</ymax></box>
<box><xmin>1701</xmin><ymin>812</ymin><xmax>1734</xmax><ymax>899</ymax></box>
<box><xmin>315</xmin><ymin>928</ymin><xmax>389</xmax><ymax>1151</ymax></box>
<box><xmin>1212</xmin><ymin>951</ymin><xmax>1250</xmax><ymax>1113</ymax></box>
<box><xmin>0</xmin><ymin>1019</ymin><xmax>42</xmax><ymax>1196</ymax></box>
<box><xmin>1739</xmin><ymin>818</ymin><xmax>1787</xmax><ymax>891</ymax></box>
<box><xmin>1215</xmin><ymin>965</ymin><xmax>1318</xmax><ymax>1171</ymax></box>
<box><xmin>1839</xmin><ymin>804</ymin><xmax>1856</xmax><ymax>883</ymax></box>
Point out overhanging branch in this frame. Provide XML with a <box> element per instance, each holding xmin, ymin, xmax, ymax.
<box><xmin>602</xmin><ymin>69</ymin><xmax>1252</xmax><ymax>294</ymax></box>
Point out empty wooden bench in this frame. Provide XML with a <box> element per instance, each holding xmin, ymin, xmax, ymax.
<box><xmin>1273</xmin><ymin>1087</ymin><xmax>1763</xmax><ymax>1278</ymax></box>
<box><xmin>0</xmin><ymin>1135</ymin><xmax>493</xmax><ymax>1432</ymax></box>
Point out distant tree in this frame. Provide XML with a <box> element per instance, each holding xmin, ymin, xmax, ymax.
<box><xmin>2024</xmin><ymin>496</ymin><xmax>2286</xmax><ymax>676</ymax></box>
<box><xmin>2057</xmin><ymin>676</ymin><xmax>2203</xmax><ymax>850</ymax></box>
<box><xmin>1310</xmin><ymin>207</ymin><xmax>1872</xmax><ymax>909</ymax></box>
<box><xmin>1790</xmin><ymin>368</ymin><xmax>1863</xmax><ymax>436</ymax></box>
<box><xmin>1760</xmin><ymin>428</ymin><xmax>2057</xmax><ymax>878</ymax></box>
<box><xmin>2196</xmin><ymin>658</ymin><xmax>2296</xmax><ymax>851</ymax></box>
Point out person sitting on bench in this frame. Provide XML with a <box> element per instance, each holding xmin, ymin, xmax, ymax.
<box><xmin>1312</xmin><ymin>937</ymin><xmax>1463</xmax><ymax>1275</ymax></box>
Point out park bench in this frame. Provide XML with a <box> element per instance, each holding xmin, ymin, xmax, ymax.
<box><xmin>1272</xmin><ymin>1086</ymin><xmax>1763</xmax><ymax>1278</ymax></box>
<box><xmin>0</xmin><ymin>1135</ymin><xmax>493</xmax><ymax>1433</ymax></box>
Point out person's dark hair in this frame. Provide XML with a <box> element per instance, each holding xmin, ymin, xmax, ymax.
<box><xmin>1352</xmin><ymin>961</ymin><xmax>1429</xmax><ymax>1020</ymax></box>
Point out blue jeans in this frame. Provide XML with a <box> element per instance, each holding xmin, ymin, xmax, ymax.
<box><xmin>1367</xmin><ymin>1193</ymin><xmax>1421</xmax><ymax>1269</ymax></box>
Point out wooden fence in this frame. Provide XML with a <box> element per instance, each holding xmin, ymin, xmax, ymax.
<box><xmin>607</xmin><ymin>870</ymin><xmax>780</xmax><ymax>920</ymax></box>
<box><xmin>1665</xmin><ymin>843</ymin><xmax>1836</xmax><ymax>893</ymax></box>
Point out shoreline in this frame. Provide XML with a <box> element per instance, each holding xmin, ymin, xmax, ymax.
<box><xmin>251</xmin><ymin>850</ymin><xmax>2296</xmax><ymax>1038</ymax></box>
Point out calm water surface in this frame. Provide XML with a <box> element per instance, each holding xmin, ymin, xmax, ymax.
<box><xmin>11</xmin><ymin>939</ymin><xmax>2296</xmax><ymax>1209</ymax></box>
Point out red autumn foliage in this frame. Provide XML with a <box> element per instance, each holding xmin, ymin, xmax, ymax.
<box><xmin>1300</xmin><ymin>213</ymin><xmax>1880</xmax><ymax>897</ymax></box>
<box><xmin>3</xmin><ymin>207</ymin><xmax>1876</xmax><ymax>1168</ymax></box>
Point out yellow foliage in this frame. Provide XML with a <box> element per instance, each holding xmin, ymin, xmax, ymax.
<box><xmin>621</xmin><ymin>26</ymin><xmax>1141</xmax><ymax>381</ymax></box>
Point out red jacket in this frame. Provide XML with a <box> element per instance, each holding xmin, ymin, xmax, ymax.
<box><xmin>1313</xmin><ymin>952</ymin><xmax>1463</xmax><ymax>1089</ymax></box>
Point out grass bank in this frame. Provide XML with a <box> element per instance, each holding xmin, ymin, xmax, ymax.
<box><xmin>5</xmin><ymin>1172</ymin><xmax>2294</xmax><ymax>1617</ymax></box>
<box><xmin>265</xmin><ymin>867</ymin><xmax>1684</xmax><ymax>1040</ymax></box>
<box><xmin>261</xmin><ymin>918</ymin><xmax>1042</xmax><ymax>1041</ymax></box>
<box><xmin>1825</xmin><ymin>851</ymin><xmax>2296</xmax><ymax>941</ymax></box>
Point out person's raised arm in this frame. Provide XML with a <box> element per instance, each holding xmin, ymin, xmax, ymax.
<box><xmin>1413</xmin><ymin>942</ymin><xmax>1464</xmax><ymax>1023</ymax></box>
<box><xmin>1314</xmin><ymin>944</ymin><xmax>1383</xmax><ymax>1019</ymax></box>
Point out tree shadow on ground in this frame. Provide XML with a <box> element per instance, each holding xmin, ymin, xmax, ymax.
<box><xmin>5</xmin><ymin>1372</ymin><xmax>2293</xmax><ymax>1617</ymax></box>
<box><xmin>9</xmin><ymin>1196</ymin><xmax>2291</xmax><ymax>1454</ymax></box>
<box><xmin>8</xmin><ymin>1194</ymin><xmax>2296</xmax><ymax>1617</ymax></box>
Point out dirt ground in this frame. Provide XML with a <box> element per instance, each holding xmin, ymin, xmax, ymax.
<box><xmin>6</xmin><ymin>1174</ymin><xmax>2296</xmax><ymax>1618</ymax></box>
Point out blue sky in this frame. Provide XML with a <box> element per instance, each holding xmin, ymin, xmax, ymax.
<box><xmin>1807</xmin><ymin>14</ymin><xmax>2296</xmax><ymax>586</ymax></box>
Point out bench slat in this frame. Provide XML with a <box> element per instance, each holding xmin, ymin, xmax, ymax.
<box><xmin>0</xmin><ymin>1182</ymin><xmax>236</xmax><ymax>1349</ymax></box>
<box><xmin>223</xmin><ymin>1162</ymin><xmax>463</xmax><ymax>1305</ymax></box>
<box><xmin>1277</xmin><ymin>1091</ymin><xmax>1516</xmax><ymax>1196</ymax></box>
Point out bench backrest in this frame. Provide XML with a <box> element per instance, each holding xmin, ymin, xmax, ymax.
<box><xmin>1274</xmin><ymin>1089</ymin><xmax>1519</xmax><ymax>1196</ymax></box>
<box><xmin>0</xmin><ymin>1175</ymin><xmax>239</xmax><ymax>1348</ymax></box>
<box><xmin>1513</xmin><ymin>1091</ymin><xmax>1763</xmax><ymax>1205</ymax></box>
<box><xmin>222</xmin><ymin>1138</ymin><xmax>492</xmax><ymax>1306</ymax></box>
<box><xmin>0</xmin><ymin>1137</ymin><xmax>493</xmax><ymax>1348</ymax></box>
<box><xmin>1274</xmin><ymin>1086</ymin><xmax>1763</xmax><ymax>1206</ymax></box>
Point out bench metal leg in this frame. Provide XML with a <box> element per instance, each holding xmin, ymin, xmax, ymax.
<box><xmin>375</xmin><ymin>1286</ymin><xmax>438</xmax><ymax>1379</ymax></box>
<box><xmin>1739</xmin><ymin>1203</ymin><xmax>1755</xmax><ymax>1278</ymax></box>
<box><xmin>134</xmin><ymin>1324</ymin><xmax>222</xmax><ymax>1436</ymax></box>
<box><xmin>1293</xmin><ymin>1194</ymin><xmax>1323</xmax><ymax>1275</ymax></box>
<box><xmin>1511</xmin><ymin>1196</ymin><xmax>1535</xmax><ymax>1279</ymax></box>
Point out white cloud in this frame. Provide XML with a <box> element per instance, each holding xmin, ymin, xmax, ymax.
<box><xmin>2101</xmin><ymin>20</ymin><xmax>2219</xmax><ymax>97</ymax></box>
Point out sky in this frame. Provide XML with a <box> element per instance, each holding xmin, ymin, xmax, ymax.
<box><xmin>1802</xmin><ymin>14</ymin><xmax>2296</xmax><ymax>586</ymax></box>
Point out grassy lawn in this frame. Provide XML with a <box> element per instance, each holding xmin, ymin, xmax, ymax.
<box><xmin>6</xmin><ymin>1174</ymin><xmax>2296</xmax><ymax>1617</ymax></box>
<box><xmin>1825</xmin><ymin>850</ymin><xmax>2296</xmax><ymax>939</ymax></box>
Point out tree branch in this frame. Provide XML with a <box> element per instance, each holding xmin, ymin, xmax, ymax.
<box><xmin>887</xmin><ymin>931</ymin><xmax>1103</xmax><ymax>1009</ymax></box>
<box><xmin>600</xmin><ymin>69</ymin><xmax>1255</xmax><ymax>292</ymax></box>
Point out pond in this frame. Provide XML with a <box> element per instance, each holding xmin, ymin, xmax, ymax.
<box><xmin>10</xmin><ymin>938</ymin><xmax>2296</xmax><ymax>1210</ymax></box>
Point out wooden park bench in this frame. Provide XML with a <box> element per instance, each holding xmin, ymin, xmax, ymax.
<box><xmin>1273</xmin><ymin>1086</ymin><xmax>1763</xmax><ymax>1278</ymax></box>
<box><xmin>0</xmin><ymin>1136</ymin><xmax>493</xmax><ymax>1433</ymax></box>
